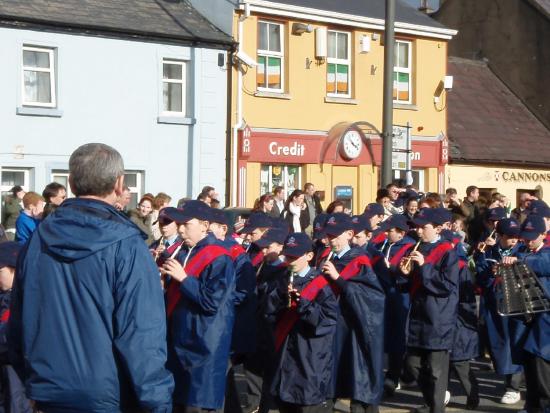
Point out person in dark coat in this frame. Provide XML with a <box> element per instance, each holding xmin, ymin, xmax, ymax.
<box><xmin>377</xmin><ymin>215</ymin><xmax>417</xmax><ymax>397</ymax></box>
<box><xmin>502</xmin><ymin>215</ymin><xmax>550</xmax><ymax>413</ymax></box>
<box><xmin>321</xmin><ymin>213</ymin><xmax>385</xmax><ymax>413</ymax></box>
<box><xmin>474</xmin><ymin>218</ymin><xmax>525</xmax><ymax>405</ymax></box>
<box><xmin>161</xmin><ymin>201</ymin><xmax>236</xmax><ymax>412</ymax></box>
<box><xmin>0</xmin><ymin>242</ymin><xmax>32</xmax><ymax>413</ymax></box>
<box><xmin>8</xmin><ymin>143</ymin><xmax>174</xmax><ymax>413</ymax></box>
<box><xmin>399</xmin><ymin>208</ymin><xmax>460</xmax><ymax>413</ymax></box>
<box><xmin>268</xmin><ymin>232</ymin><xmax>338</xmax><ymax>413</ymax></box>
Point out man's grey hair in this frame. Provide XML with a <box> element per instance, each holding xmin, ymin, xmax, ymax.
<box><xmin>69</xmin><ymin>143</ymin><xmax>124</xmax><ymax>197</ymax></box>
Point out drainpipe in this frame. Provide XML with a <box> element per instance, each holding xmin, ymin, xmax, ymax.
<box><xmin>231</xmin><ymin>5</ymin><xmax>247</xmax><ymax>207</ymax></box>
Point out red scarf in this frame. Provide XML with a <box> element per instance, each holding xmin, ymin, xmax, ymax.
<box><xmin>409</xmin><ymin>242</ymin><xmax>453</xmax><ymax>298</ymax></box>
<box><xmin>165</xmin><ymin>245</ymin><xmax>229</xmax><ymax>317</ymax></box>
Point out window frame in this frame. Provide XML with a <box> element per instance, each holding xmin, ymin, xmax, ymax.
<box><xmin>50</xmin><ymin>170</ymin><xmax>73</xmax><ymax>198</ymax></box>
<box><xmin>161</xmin><ymin>58</ymin><xmax>186</xmax><ymax>116</ymax></box>
<box><xmin>124</xmin><ymin>171</ymin><xmax>144</xmax><ymax>210</ymax></box>
<box><xmin>1</xmin><ymin>168</ymin><xmax>31</xmax><ymax>222</ymax></box>
<box><xmin>260</xmin><ymin>164</ymin><xmax>302</xmax><ymax>196</ymax></box>
<box><xmin>256</xmin><ymin>20</ymin><xmax>285</xmax><ymax>93</ymax></box>
<box><xmin>21</xmin><ymin>45</ymin><xmax>57</xmax><ymax>108</ymax></box>
<box><xmin>326</xmin><ymin>29</ymin><xmax>352</xmax><ymax>98</ymax></box>
<box><xmin>393</xmin><ymin>39</ymin><xmax>413</xmax><ymax>104</ymax></box>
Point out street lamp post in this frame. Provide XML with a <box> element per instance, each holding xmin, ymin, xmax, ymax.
<box><xmin>381</xmin><ymin>0</ymin><xmax>396</xmax><ymax>187</ymax></box>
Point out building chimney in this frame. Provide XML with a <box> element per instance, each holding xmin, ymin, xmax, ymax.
<box><xmin>418</xmin><ymin>0</ymin><xmax>434</xmax><ymax>13</ymax></box>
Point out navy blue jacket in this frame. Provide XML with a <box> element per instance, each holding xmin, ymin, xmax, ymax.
<box><xmin>517</xmin><ymin>245</ymin><xmax>550</xmax><ymax>361</ymax></box>
<box><xmin>167</xmin><ymin>233</ymin><xmax>235</xmax><ymax>409</ymax></box>
<box><xmin>222</xmin><ymin>238</ymin><xmax>257</xmax><ymax>355</ymax></box>
<box><xmin>268</xmin><ymin>268</ymin><xmax>338</xmax><ymax>405</ymax></box>
<box><xmin>474</xmin><ymin>242</ymin><xmax>525</xmax><ymax>373</ymax></box>
<box><xmin>330</xmin><ymin>247</ymin><xmax>385</xmax><ymax>404</ymax></box>
<box><xmin>9</xmin><ymin>198</ymin><xmax>174</xmax><ymax>413</ymax></box>
<box><xmin>407</xmin><ymin>238</ymin><xmax>459</xmax><ymax>351</ymax></box>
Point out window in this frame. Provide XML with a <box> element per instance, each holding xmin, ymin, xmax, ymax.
<box><xmin>327</xmin><ymin>30</ymin><xmax>351</xmax><ymax>97</ymax></box>
<box><xmin>257</xmin><ymin>21</ymin><xmax>284</xmax><ymax>92</ymax></box>
<box><xmin>1</xmin><ymin>168</ymin><xmax>30</xmax><ymax>225</ymax></box>
<box><xmin>124</xmin><ymin>171</ymin><xmax>143</xmax><ymax>210</ymax></box>
<box><xmin>22</xmin><ymin>45</ymin><xmax>56</xmax><ymax>107</ymax></box>
<box><xmin>394</xmin><ymin>169</ymin><xmax>425</xmax><ymax>192</ymax></box>
<box><xmin>260</xmin><ymin>164</ymin><xmax>301</xmax><ymax>196</ymax></box>
<box><xmin>162</xmin><ymin>59</ymin><xmax>186</xmax><ymax>114</ymax></box>
<box><xmin>393</xmin><ymin>40</ymin><xmax>412</xmax><ymax>103</ymax></box>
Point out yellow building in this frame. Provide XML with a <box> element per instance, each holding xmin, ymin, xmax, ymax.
<box><xmin>229</xmin><ymin>0</ymin><xmax>457</xmax><ymax>211</ymax></box>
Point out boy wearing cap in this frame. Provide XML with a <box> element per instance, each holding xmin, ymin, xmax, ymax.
<box><xmin>321</xmin><ymin>213</ymin><xmax>385</xmax><ymax>413</ymax></box>
<box><xmin>161</xmin><ymin>200</ymin><xmax>236</xmax><ymax>413</ymax></box>
<box><xmin>528</xmin><ymin>200</ymin><xmax>550</xmax><ymax>247</ymax></box>
<box><xmin>475</xmin><ymin>207</ymin><xmax>506</xmax><ymax>253</ymax></box>
<box><xmin>242</xmin><ymin>213</ymin><xmax>273</xmax><ymax>270</ymax></box>
<box><xmin>474</xmin><ymin>218</ymin><xmax>524</xmax><ymax>405</ymax></box>
<box><xmin>399</xmin><ymin>208</ymin><xmax>460</xmax><ymax>413</ymax></box>
<box><xmin>377</xmin><ymin>214</ymin><xmax>417</xmax><ymax>397</ymax></box>
<box><xmin>150</xmin><ymin>207</ymin><xmax>184</xmax><ymax>271</ymax></box>
<box><xmin>502</xmin><ymin>215</ymin><xmax>550</xmax><ymax>412</ymax></box>
<box><xmin>268</xmin><ymin>232</ymin><xmax>337</xmax><ymax>413</ymax></box>
<box><xmin>0</xmin><ymin>242</ymin><xmax>32</xmax><ymax>412</ymax></box>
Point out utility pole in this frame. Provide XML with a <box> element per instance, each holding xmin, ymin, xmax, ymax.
<box><xmin>381</xmin><ymin>0</ymin><xmax>396</xmax><ymax>187</ymax></box>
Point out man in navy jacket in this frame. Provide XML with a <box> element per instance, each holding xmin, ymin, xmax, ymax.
<box><xmin>9</xmin><ymin>143</ymin><xmax>174</xmax><ymax>413</ymax></box>
<box><xmin>400</xmin><ymin>208</ymin><xmax>459</xmax><ymax>413</ymax></box>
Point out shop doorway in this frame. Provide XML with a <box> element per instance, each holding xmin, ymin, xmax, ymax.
<box><xmin>515</xmin><ymin>187</ymin><xmax>542</xmax><ymax>209</ymax></box>
<box><xmin>260</xmin><ymin>164</ymin><xmax>301</xmax><ymax>197</ymax></box>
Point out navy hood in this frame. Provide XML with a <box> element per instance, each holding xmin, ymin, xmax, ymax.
<box><xmin>38</xmin><ymin>198</ymin><xmax>145</xmax><ymax>262</ymax></box>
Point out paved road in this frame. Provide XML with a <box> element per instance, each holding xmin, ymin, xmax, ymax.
<box><xmin>335</xmin><ymin>360</ymin><xmax>525</xmax><ymax>413</ymax></box>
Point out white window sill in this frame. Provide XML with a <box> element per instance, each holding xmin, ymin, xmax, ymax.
<box><xmin>157</xmin><ymin>116</ymin><xmax>195</xmax><ymax>125</ymax></box>
<box><xmin>254</xmin><ymin>91</ymin><xmax>291</xmax><ymax>100</ymax></box>
<box><xmin>393</xmin><ymin>103</ymin><xmax>418</xmax><ymax>111</ymax></box>
<box><xmin>16</xmin><ymin>106</ymin><xmax>63</xmax><ymax>117</ymax></box>
<box><xmin>324</xmin><ymin>96</ymin><xmax>358</xmax><ymax>105</ymax></box>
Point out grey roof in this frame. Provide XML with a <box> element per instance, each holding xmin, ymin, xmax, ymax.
<box><xmin>527</xmin><ymin>0</ymin><xmax>550</xmax><ymax>18</ymax></box>
<box><xmin>0</xmin><ymin>0</ymin><xmax>233</xmax><ymax>48</ymax></box>
<box><xmin>263</xmin><ymin>0</ymin><xmax>448</xmax><ymax>29</ymax></box>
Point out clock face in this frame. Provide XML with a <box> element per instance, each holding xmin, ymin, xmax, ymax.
<box><xmin>341</xmin><ymin>130</ymin><xmax>362</xmax><ymax>160</ymax></box>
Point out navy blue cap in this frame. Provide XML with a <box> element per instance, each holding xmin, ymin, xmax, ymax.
<box><xmin>379</xmin><ymin>214</ymin><xmax>409</xmax><ymax>232</ymax></box>
<box><xmin>496</xmin><ymin>218</ymin><xmax>521</xmax><ymax>237</ymax></box>
<box><xmin>163</xmin><ymin>201</ymin><xmax>211</xmax><ymax>223</ymax></box>
<box><xmin>351</xmin><ymin>214</ymin><xmax>373</xmax><ymax>234</ymax></box>
<box><xmin>520</xmin><ymin>215</ymin><xmax>547</xmax><ymax>241</ymax></box>
<box><xmin>254</xmin><ymin>227</ymin><xmax>288</xmax><ymax>248</ymax></box>
<box><xmin>312</xmin><ymin>213</ymin><xmax>329</xmax><ymax>240</ymax></box>
<box><xmin>208</xmin><ymin>208</ymin><xmax>228</xmax><ymax>225</ymax></box>
<box><xmin>529</xmin><ymin>200</ymin><xmax>550</xmax><ymax>218</ymax></box>
<box><xmin>271</xmin><ymin>217</ymin><xmax>290</xmax><ymax>232</ymax></box>
<box><xmin>364</xmin><ymin>203</ymin><xmax>384</xmax><ymax>218</ymax></box>
<box><xmin>156</xmin><ymin>207</ymin><xmax>178</xmax><ymax>225</ymax></box>
<box><xmin>412</xmin><ymin>208</ymin><xmax>447</xmax><ymax>227</ymax></box>
<box><xmin>242</xmin><ymin>212</ymin><xmax>272</xmax><ymax>234</ymax></box>
<box><xmin>435</xmin><ymin>207</ymin><xmax>452</xmax><ymax>223</ymax></box>
<box><xmin>282</xmin><ymin>232</ymin><xmax>313</xmax><ymax>258</ymax></box>
<box><xmin>324</xmin><ymin>213</ymin><xmax>354</xmax><ymax>236</ymax></box>
<box><xmin>487</xmin><ymin>207</ymin><xmax>507</xmax><ymax>222</ymax></box>
<box><xmin>0</xmin><ymin>241</ymin><xmax>21</xmax><ymax>268</ymax></box>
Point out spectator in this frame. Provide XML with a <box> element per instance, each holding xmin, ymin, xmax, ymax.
<box><xmin>403</xmin><ymin>197</ymin><xmax>419</xmax><ymax>222</ymax></box>
<box><xmin>128</xmin><ymin>194</ymin><xmax>155</xmax><ymax>244</ymax></box>
<box><xmin>376</xmin><ymin>189</ymin><xmax>393</xmax><ymax>218</ymax></box>
<box><xmin>303</xmin><ymin>183</ymin><xmax>323</xmax><ymax>232</ymax></box>
<box><xmin>8</xmin><ymin>143</ymin><xmax>174</xmax><ymax>412</ymax></box>
<box><xmin>461</xmin><ymin>186</ymin><xmax>482</xmax><ymax>246</ymax></box>
<box><xmin>282</xmin><ymin>190</ymin><xmax>308</xmax><ymax>233</ymax></box>
<box><xmin>386</xmin><ymin>183</ymin><xmax>405</xmax><ymax>214</ymax></box>
<box><xmin>271</xmin><ymin>186</ymin><xmax>285</xmax><ymax>218</ymax></box>
<box><xmin>200</xmin><ymin>185</ymin><xmax>219</xmax><ymax>207</ymax></box>
<box><xmin>1</xmin><ymin>186</ymin><xmax>25</xmax><ymax>241</ymax></box>
<box><xmin>15</xmin><ymin>192</ymin><xmax>44</xmax><ymax>245</ymax></box>
<box><xmin>42</xmin><ymin>182</ymin><xmax>67</xmax><ymax>219</ymax></box>
<box><xmin>253</xmin><ymin>193</ymin><xmax>275</xmax><ymax>215</ymax></box>
<box><xmin>114</xmin><ymin>185</ymin><xmax>131</xmax><ymax>212</ymax></box>
<box><xmin>510</xmin><ymin>192</ymin><xmax>532</xmax><ymax>224</ymax></box>
<box><xmin>326</xmin><ymin>199</ymin><xmax>345</xmax><ymax>214</ymax></box>
<box><xmin>151</xmin><ymin>192</ymin><xmax>172</xmax><ymax>241</ymax></box>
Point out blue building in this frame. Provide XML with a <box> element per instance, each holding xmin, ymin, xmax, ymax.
<box><xmin>0</xmin><ymin>0</ymin><xmax>233</xmax><ymax>213</ymax></box>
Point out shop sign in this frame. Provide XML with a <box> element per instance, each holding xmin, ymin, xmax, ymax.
<box><xmin>441</xmin><ymin>135</ymin><xmax>449</xmax><ymax>164</ymax></box>
<box><xmin>239</xmin><ymin>131</ymin><xmax>323</xmax><ymax>163</ymax></box>
<box><xmin>495</xmin><ymin>170</ymin><xmax>550</xmax><ymax>183</ymax></box>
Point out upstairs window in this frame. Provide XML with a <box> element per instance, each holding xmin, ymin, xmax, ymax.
<box><xmin>327</xmin><ymin>30</ymin><xmax>351</xmax><ymax>97</ymax></box>
<box><xmin>393</xmin><ymin>40</ymin><xmax>412</xmax><ymax>103</ymax></box>
<box><xmin>257</xmin><ymin>21</ymin><xmax>284</xmax><ymax>92</ymax></box>
<box><xmin>162</xmin><ymin>59</ymin><xmax>186</xmax><ymax>114</ymax></box>
<box><xmin>22</xmin><ymin>46</ymin><xmax>56</xmax><ymax>107</ymax></box>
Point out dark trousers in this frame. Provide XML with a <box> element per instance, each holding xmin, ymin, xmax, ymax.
<box><xmin>406</xmin><ymin>348</ymin><xmax>449</xmax><ymax>413</ymax></box>
<box><xmin>349</xmin><ymin>400</ymin><xmax>379</xmax><ymax>413</ymax></box>
<box><xmin>385</xmin><ymin>353</ymin><xmax>415</xmax><ymax>387</ymax></box>
<box><xmin>450</xmin><ymin>360</ymin><xmax>479</xmax><ymax>400</ymax></box>
<box><xmin>504</xmin><ymin>371</ymin><xmax>523</xmax><ymax>392</ymax></box>
<box><xmin>278</xmin><ymin>400</ymin><xmax>331</xmax><ymax>413</ymax></box>
<box><xmin>523</xmin><ymin>352</ymin><xmax>550</xmax><ymax>412</ymax></box>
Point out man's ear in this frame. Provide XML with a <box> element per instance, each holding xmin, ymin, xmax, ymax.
<box><xmin>114</xmin><ymin>175</ymin><xmax>124</xmax><ymax>197</ymax></box>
